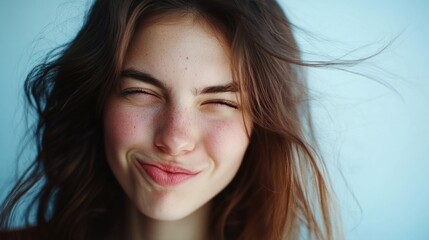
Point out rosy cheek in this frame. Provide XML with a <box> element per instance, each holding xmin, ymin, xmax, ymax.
<box><xmin>104</xmin><ymin>102</ymin><xmax>154</xmax><ymax>153</ymax></box>
<box><xmin>105</xmin><ymin>107</ymin><xmax>133</xmax><ymax>146</ymax></box>
<box><xmin>202</xmin><ymin>117</ymin><xmax>250</xmax><ymax>163</ymax></box>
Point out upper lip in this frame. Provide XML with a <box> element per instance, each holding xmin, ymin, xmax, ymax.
<box><xmin>138</xmin><ymin>161</ymin><xmax>200</xmax><ymax>175</ymax></box>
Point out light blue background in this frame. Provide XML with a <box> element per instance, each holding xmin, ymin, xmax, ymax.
<box><xmin>1</xmin><ymin>1</ymin><xmax>428</xmax><ymax>239</ymax></box>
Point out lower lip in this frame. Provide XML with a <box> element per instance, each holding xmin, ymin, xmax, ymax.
<box><xmin>139</xmin><ymin>163</ymin><xmax>197</xmax><ymax>186</ymax></box>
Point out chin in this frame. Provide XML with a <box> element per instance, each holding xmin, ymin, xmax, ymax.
<box><xmin>146</xmin><ymin>212</ymin><xmax>189</xmax><ymax>221</ymax></box>
<box><xmin>134</xmin><ymin>196</ymin><xmax>209</xmax><ymax>222</ymax></box>
<box><xmin>140</xmin><ymin>205</ymin><xmax>197</xmax><ymax>221</ymax></box>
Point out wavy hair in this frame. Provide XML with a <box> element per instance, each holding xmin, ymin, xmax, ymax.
<box><xmin>1</xmin><ymin>0</ymin><xmax>341</xmax><ymax>239</ymax></box>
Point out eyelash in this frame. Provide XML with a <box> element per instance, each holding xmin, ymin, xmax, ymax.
<box><xmin>121</xmin><ymin>88</ymin><xmax>159</xmax><ymax>98</ymax></box>
<box><xmin>204</xmin><ymin>100</ymin><xmax>239</xmax><ymax>109</ymax></box>
<box><xmin>121</xmin><ymin>88</ymin><xmax>238</xmax><ymax>109</ymax></box>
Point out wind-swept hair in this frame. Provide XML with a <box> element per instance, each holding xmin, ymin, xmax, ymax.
<box><xmin>1</xmin><ymin>1</ymin><xmax>342</xmax><ymax>239</ymax></box>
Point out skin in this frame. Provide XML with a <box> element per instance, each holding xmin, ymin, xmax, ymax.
<box><xmin>103</xmin><ymin>13</ymin><xmax>252</xmax><ymax>240</ymax></box>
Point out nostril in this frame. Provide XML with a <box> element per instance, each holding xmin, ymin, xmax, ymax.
<box><xmin>153</xmin><ymin>108</ymin><xmax>196</xmax><ymax>156</ymax></box>
<box><xmin>154</xmin><ymin>130</ymin><xmax>196</xmax><ymax>156</ymax></box>
<box><xmin>155</xmin><ymin>142</ymin><xmax>168</xmax><ymax>153</ymax></box>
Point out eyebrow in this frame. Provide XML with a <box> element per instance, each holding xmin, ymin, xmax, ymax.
<box><xmin>199</xmin><ymin>82</ymin><xmax>238</xmax><ymax>94</ymax></box>
<box><xmin>122</xmin><ymin>68</ymin><xmax>167</xmax><ymax>90</ymax></box>
<box><xmin>121</xmin><ymin>68</ymin><xmax>239</xmax><ymax>95</ymax></box>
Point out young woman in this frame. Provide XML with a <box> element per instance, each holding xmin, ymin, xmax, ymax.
<box><xmin>0</xmin><ymin>0</ymin><xmax>341</xmax><ymax>239</ymax></box>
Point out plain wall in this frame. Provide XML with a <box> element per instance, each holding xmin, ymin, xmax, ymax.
<box><xmin>1</xmin><ymin>0</ymin><xmax>428</xmax><ymax>239</ymax></box>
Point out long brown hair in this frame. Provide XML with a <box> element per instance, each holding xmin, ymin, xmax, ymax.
<box><xmin>1</xmin><ymin>0</ymin><xmax>341</xmax><ymax>239</ymax></box>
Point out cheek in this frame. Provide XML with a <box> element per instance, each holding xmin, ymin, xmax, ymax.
<box><xmin>103</xmin><ymin>103</ymin><xmax>155</xmax><ymax>157</ymax></box>
<box><xmin>104</xmin><ymin>105</ymin><xmax>139</xmax><ymax>150</ymax></box>
<box><xmin>202</xmin><ymin>117</ymin><xmax>250</xmax><ymax>165</ymax></box>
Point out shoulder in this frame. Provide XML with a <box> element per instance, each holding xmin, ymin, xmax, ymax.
<box><xmin>0</xmin><ymin>225</ymin><xmax>46</xmax><ymax>240</ymax></box>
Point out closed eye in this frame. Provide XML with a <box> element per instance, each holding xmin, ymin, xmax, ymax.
<box><xmin>121</xmin><ymin>88</ymin><xmax>160</xmax><ymax>98</ymax></box>
<box><xmin>204</xmin><ymin>100</ymin><xmax>239</xmax><ymax>109</ymax></box>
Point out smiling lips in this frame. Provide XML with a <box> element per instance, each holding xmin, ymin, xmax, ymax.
<box><xmin>138</xmin><ymin>162</ymin><xmax>199</xmax><ymax>186</ymax></box>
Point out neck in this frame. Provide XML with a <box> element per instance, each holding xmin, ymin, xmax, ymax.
<box><xmin>124</xmin><ymin>202</ymin><xmax>211</xmax><ymax>240</ymax></box>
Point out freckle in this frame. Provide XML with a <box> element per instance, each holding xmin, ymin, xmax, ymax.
<box><xmin>186</xmin><ymin>56</ymin><xmax>189</xmax><ymax>60</ymax></box>
<box><xmin>185</xmin><ymin>67</ymin><xmax>188</xmax><ymax>70</ymax></box>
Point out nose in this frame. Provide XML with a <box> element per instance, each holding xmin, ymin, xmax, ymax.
<box><xmin>154</xmin><ymin>107</ymin><xmax>196</xmax><ymax>156</ymax></box>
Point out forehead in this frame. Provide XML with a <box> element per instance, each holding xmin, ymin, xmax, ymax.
<box><xmin>123</xmin><ymin>13</ymin><xmax>233</xmax><ymax>89</ymax></box>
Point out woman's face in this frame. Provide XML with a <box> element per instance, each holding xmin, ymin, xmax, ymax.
<box><xmin>103</xmin><ymin>14</ymin><xmax>252</xmax><ymax>221</ymax></box>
